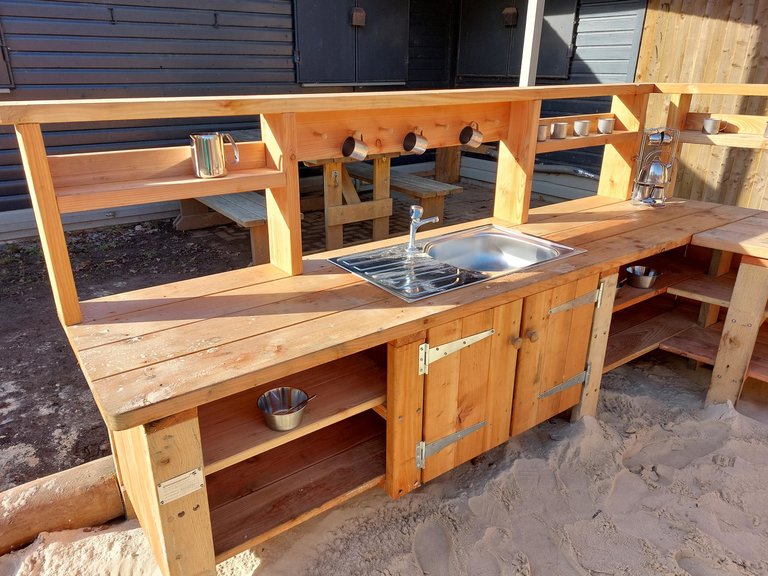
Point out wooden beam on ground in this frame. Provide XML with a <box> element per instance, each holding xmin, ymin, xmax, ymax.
<box><xmin>0</xmin><ymin>456</ymin><xmax>124</xmax><ymax>555</ymax></box>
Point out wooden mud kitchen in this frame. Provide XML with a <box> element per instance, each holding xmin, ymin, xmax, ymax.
<box><xmin>6</xmin><ymin>83</ymin><xmax>768</xmax><ymax>575</ymax></box>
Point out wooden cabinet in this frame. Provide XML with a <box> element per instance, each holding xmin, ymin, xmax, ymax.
<box><xmin>386</xmin><ymin>301</ymin><xmax>522</xmax><ymax>498</ymax></box>
<box><xmin>511</xmin><ymin>274</ymin><xmax>601</xmax><ymax>435</ymax></box>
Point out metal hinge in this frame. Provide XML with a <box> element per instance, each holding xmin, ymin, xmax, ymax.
<box><xmin>293</xmin><ymin>50</ymin><xmax>300</xmax><ymax>63</ymax></box>
<box><xmin>538</xmin><ymin>363</ymin><xmax>591</xmax><ymax>399</ymax></box>
<box><xmin>549</xmin><ymin>280</ymin><xmax>605</xmax><ymax>315</ymax></box>
<box><xmin>416</xmin><ymin>421</ymin><xmax>486</xmax><ymax>469</ymax></box>
<box><xmin>418</xmin><ymin>328</ymin><xmax>495</xmax><ymax>375</ymax></box>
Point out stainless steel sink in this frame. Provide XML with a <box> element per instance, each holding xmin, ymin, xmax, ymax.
<box><xmin>329</xmin><ymin>225</ymin><xmax>583</xmax><ymax>302</ymax></box>
<box><xmin>423</xmin><ymin>225</ymin><xmax>577</xmax><ymax>272</ymax></box>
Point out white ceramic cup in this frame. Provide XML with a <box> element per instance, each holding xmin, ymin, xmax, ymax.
<box><xmin>551</xmin><ymin>122</ymin><xmax>568</xmax><ymax>139</ymax></box>
<box><xmin>573</xmin><ymin>120</ymin><xmax>590</xmax><ymax>137</ymax></box>
<box><xmin>597</xmin><ymin>118</ymin><xmax>615</xmax><ymax>134</ymax></box>
<box><xmin>537</xmin><ymin>125</ymin><xmax>549</xmax><ymax>142</ymax></box>
<box><xmin>702</xmin><ymin>118</ymin><xmax>726</xmax><ymax>134</ymax></box>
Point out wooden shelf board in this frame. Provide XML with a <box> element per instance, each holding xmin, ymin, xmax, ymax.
<box><xmin>208</xmin><ymin>411</ymin><xmax>385</xmax><ymax>562</ymax></box>
<box><xmin>612</xmin><ymin>252</ymin><xmax>703</xmax><ymax>312</ymax></box>
<box><xmin>199</xmin><ymin>348</ymin><xmax>387</xmax><ymax>475</ymax></box>
<box><xmin>604</xmin><ymin>301</ymin><xmax>698</xmax><ymax>373</ymax></box>
<box><xmin>535</xmin><ymin>130</ymin><xmax>636</xmax><ymax>154</ymax></box>
<box><xmin>56</xmin><ymin>167</ymin><xmax>287</xmax><ymax>214</ymax></box>
<box><xmin>660</xmin><ymin>321</ymin><xmax>768</xmax><ymax>382</ymax></box>
<box><xmin>668</xmin><ymin>272</ymin><xmax>768</xmax><ymax>318</ymax></box>
<box><xmin>679</xmin><ymin>130</ymin><xmax>768</xmax><ymax>150</ymax></box>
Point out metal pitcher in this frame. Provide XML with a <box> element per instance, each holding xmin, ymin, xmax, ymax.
<box><xmin>190</xmin><ymin>132</ymin><xmax>239</xmax><ymax>178</ymax></box>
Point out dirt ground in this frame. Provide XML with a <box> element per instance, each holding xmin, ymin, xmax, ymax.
<box><xmin>0</xmin><ymin>219</ymin><xmax>258</xmax><ymax>491</ymax></box>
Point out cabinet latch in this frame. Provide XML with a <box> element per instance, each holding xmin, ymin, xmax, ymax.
<box><xmin>549</xmin><ymin>281</ymin><xmax>605</xmax><ymax>315</ymax></box>
<box><xmin>538</xmin><ymin>363</ymin><xmax>591</xmax><ymax>399</ymax></box>
<box><xmin>416</xmin><ymin>421</ymin><xmax>487</xmax><ymax>469</ymax></box>
<box><xmin>418</xmin><ymin>328</ymin><xmax>495</xmax><ymax>375</ymax></box>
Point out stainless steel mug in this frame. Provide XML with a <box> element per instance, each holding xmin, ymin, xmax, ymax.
<box><xmin>551</xmin><ymin>122</ymin><xmax>568</xmax><ymax>139</ymax></box>
<box><xmin>403</xmin><ymin>131</ymin><xmax>429</xmax><ymax>154</ymax></box>
<box><xmin>342</xmin><ymin>135</ymin><xmax>368</xmax><ymax>161</ymax></box>
<box><xmin>573</xmin><ymin>120</ymin><xmax>590</xmax><ymax>137</ymax></box>
<box><xmin>598</xmin><ymin>117</ymin><xmax>615</xmax><ymax>134</ymax></box>
<box><xmin>537</xmin><ymin>125</ymin><xmax>549</xmax><ymax>142</ymax></box>
<box><xmin>190</xmin><ymin>133</ymin><xmax>239</xmax><ymax>178</ymax></box>
<box><xmin>459</xmin><ymin>122</ymin><xmax>483</xmax><ymax>148</ymax></box>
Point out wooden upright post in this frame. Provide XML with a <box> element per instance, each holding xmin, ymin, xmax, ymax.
<box><xmin>597</xmin><ymin>93</ymin><xmax>649</xmax><ymax>200</ymax></box>
<box><xmin>15</xmin><ymin>123</ymin><xmax>81</xmax><ymax>326</ymax></box>
<box><xmin>260</xmin><ymin>112</ymin><xmax>303</xmax><ymax>275</ymax></box>
<box><xmin>664</xmin><ymin>92</ymin><xmax>692</xmax><ymax>194</ymax></box>
<box><xmin>493</xmin><ymin>99</ymin><xmax>541</xmax><ymax>224</ymax></box>
<box><xmin>112</xmin><ymin>411</ymin><xmax>216</xmax><ymax>576</ymax></box>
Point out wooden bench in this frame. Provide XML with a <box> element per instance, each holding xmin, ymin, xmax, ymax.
<box><xmin>175</xmin><ymin>192</ymin><xmax>270</xmax><ymax>265</ymax></box>
<box><xmin>345</xmin><ymin>162</ymin><xmax>462</xmax><ymax>228</ymax></box>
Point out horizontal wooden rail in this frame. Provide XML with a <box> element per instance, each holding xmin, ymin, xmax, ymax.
<box><xmin>0</xmin><ymin>83</ymin><xmax>654</xmax><ymax>125</ymax></box>
<box><xmin>655</xmin><ymin>83</ymin><xmax>768</xmax><ymax>96</ymax></box>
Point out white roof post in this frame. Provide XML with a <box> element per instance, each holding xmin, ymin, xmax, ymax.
<box><xmin>519</xmin><ymin>0</ymin><xmax>546</xmax><ymax>87</ymax></box>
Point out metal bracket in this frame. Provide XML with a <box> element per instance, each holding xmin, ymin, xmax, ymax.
<box><xmin>538</xmin><ymin>363</ymin><xmax>591</xmax><ymax>399</ymax></box>
<box><xmin>416</xmin><ymin>421</ymin><xmax>486</xmax><ymax>469</ymax></box>
<box><xmin>418</xmin><ymin>328</ymin><xmax>495</xmax><ymax>375</ymax></box>
<box><xmin>549</xmin><ymin>282</ymin><xmax>605</xmax><ymax>315</ymax></box>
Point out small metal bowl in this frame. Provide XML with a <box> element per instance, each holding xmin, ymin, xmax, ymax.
<box><xmin>257</xmin><ymin>387</ymin><xmax>309</xmax><ymax>431</ymax></box>
<box><xmin>625</xmin><ymin>265</ymin><xmax>660</xmax><ymax>289</ymax></box>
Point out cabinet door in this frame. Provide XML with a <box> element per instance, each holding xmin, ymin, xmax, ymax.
<box><xmin>295</xmin><ymin>0</ymin><xmax>356</xmax><ymax>84</ymax></box>
<box><xmin>385</xmin><ymin>300</ymin><xmax>522</xmax><ymax>499</ymax></box>
<box><xmin>511</xmin><ymin>274</ymin><xmax>599</xmax><ymax>436</ymax></box>
<box><xmin>421</xmin><ymin>301</ymin><xmax>521</xmax><ymax>482</ymax></box>
<box><xmin>357</xmin><ymin>0</ymin><xmax>409</xmax><ymax>84</ymax></box>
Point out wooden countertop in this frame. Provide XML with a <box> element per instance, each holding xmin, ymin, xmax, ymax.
<box><xmin>691</xmin><ymin>211</ymin><xmax>768</xmax><ymax>258</ymax></box>
<box><xmin>67</xmin><ymin>197</ymin><xmax>760</xmax><ymax>430</ymax></box>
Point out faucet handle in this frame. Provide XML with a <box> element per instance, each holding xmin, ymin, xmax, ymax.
<box><xmin>409</xmin><ymin>205</ymin><xmax>424</xmax><ymax>220</ymax></box>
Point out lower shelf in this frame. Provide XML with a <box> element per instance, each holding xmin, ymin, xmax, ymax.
<box><xmin>661</xmin><ymin>321</ymin><xmax>768</xmax><ymax>382</ymax></box>
<box><xmin>207</xmin><ymin>410</ymin><xmax>385</xmax><ymax>562</ymax></box>
<box><xmin>604</xmin><ymin>298</ymin><xmax>698</xmax><ymax>373</ymax></box>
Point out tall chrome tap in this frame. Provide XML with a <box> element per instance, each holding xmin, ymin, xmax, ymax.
<box><xmin>405</xmin><ymin>205</ymin><xmax>439</xmax><ymax>254</ymax></box>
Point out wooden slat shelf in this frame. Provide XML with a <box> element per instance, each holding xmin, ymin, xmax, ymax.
<box><xmin>668</xmin><ymin>271</ymin><xmax>768</xmax><ymax>318</ymax></box>
<box><xmin>678</xmin><ymin>130</ymin><xmax>768</xmax><ymax>150</ymax></box>
<box><xmin>199</xmin><ymin>348</ymin><xmax>387</xmax><ymax>475</ymax></box>
<box><xmin>207</xmin><ymin>411</ymin><xmax>385</xmax><ymax>561</ymax></box>
<box><xmin>535</xmin><ymin>130</ymin><xmax>636</xmax><ymax>154</ymax></box>
<box><xmin>55</xmin><ymin>167</ymin><xmax>287</xmax><ymax>214</ymax></box>
<box><xmin>660</xmin><ymin>321</ymin><xmax>768</xmax><ymax>382</ymax></box>
<box><xmin>604</xmin><ymin>298</ymin><xmax>698</xmax><ymax>373</ymax></box>
<box><xmin>612</xmin><ymin>252</ymin><xmax>703</xmax><ymax>312</ymax></box>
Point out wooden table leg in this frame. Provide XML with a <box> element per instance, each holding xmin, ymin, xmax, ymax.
<box><xmin>707</xmin><ymin>256</ymin><xmax>768</xmax><ymax>405</ymax></box>
<box><xmin>112</xmin><ymin>410</ymin><xmax>216</xmax><ymax>576</ymax></box>
<box><xmin>323</xmin><ymin>162</ymin><xmax>344</xmax><ymax>250</ymax></box>
<box><xmin>419</xmin><ymin>196</ymin><xmax>444</xmax><ymax>230</ymax></box>
<box><xmin>372</xmin><ymin>157</ymin><xmax>391</xmax><ymax>240</ymax></box>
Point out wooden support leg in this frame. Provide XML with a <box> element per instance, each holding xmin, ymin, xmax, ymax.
<box><xmin>385</xmin><ymin>336</ymin><xmax>425</xmax><ymax>500</ymax></box>
<box><xmin>174</xmin><ymin>199</ymin><xmax>230</xmax><ymax>231</ymax></box>
<box><xmin>572</xmin><ymin>273</ymin><xmax>619</xmax><ymax>420</ymax></box>
<box><xmin>435</xmin><ymin>146</ymin><xmax>461</xmax><ymax>184</ymax></box>
<box><xmin>112</xmin><ymin>411</ymin><xmax>216</xmax><ymax>576</ymax></box>
<box><xmin>372</xmin><ymin>157</ymin><xmax>391</xmax><ymax>240</ymax></box>
<box><xmin>419</xmin><ymin>196</ymin><xmax>444</xmax><ymax>230</ymax></box>
<box><xmin>707</xmin><ymin>257</ymin><xmax>768</xmax><ymax>405</ymax></box>
<box><xmin>248</xmin><ymin>223</ymin><xmax>270</xmax><ymax>266</ymax></box>
<box><xmin>324</xmin><ymin>162</ymin><xmax>344</xmax><ymax>250</ymax></box>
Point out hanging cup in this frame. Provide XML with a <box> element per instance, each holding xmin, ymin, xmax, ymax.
<box><xmin>403</xmin><ymin>131</ymin><xmax>429</xmax><ymax>154</ymax></box>
<box><xmin>190</xmin><ymin>132</ymin><xmax>239</xmax><ymax>178</ymax></box>
<box><xmin>459</xmin><ymin>122</ymin><xmax>483</xmax><ymax>148</ymax></box>
<box><xmin>342</xmin><ymin>134</ymin><xmax>368</xmax><ymax>161</ymax></box>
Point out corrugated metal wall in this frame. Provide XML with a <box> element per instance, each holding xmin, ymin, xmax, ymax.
<box><xmin>0</xmin><ymin>0</ymin><xmax>298</xmax><ymax>212</ymax></box>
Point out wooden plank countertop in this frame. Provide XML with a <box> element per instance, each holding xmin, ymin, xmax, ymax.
<box><xmin>691</xmin><ymin>211</ymin><xmax>768</xmax><ymax>258</ymax></box>
<box><xmin>66</xmin><ymin>197</ymin><xmax>761</xmax><ymax>430</ymax></box>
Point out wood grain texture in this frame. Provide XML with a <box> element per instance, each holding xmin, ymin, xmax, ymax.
<box><xmin>372</xmin><ymin>157</ymin><xmax>391</xmax><ymax>240</ymax></box>
<box><xmin>385</xmin><ymin>339</ymin><xmax>424</xmax><ymax>499</ymax></box>
<box><xmin>691</xmin><ymin>212</ymin><xmax>768</xmax><ymax>257</ymax></box>
<box><xmin>15</xmin><ymin>123</ymin><xmax>81</xmax><ymax>325</ymax></box>
<box><xmin>261</xmin><ymin>112</ymin><xmax>302</xmax><ymax>275</ymax></box>
<box><xmin>707</xmin><ymin>259</ymin><xmax>768</xmax><ymax>404</ymax></box>
<box><xmin>323</xmin><ymin>161</ymin><xmax>344</xmax><ymax>250</ymax></box>
<box><xmin>494</xmin><ymin>99</ymin><xmax>541</xmax><ymax>224</ymax></box>
<box><xmin>112</xmin><ymin>410</ymin><xmax>216</xmax><ymax>576</ymax></box>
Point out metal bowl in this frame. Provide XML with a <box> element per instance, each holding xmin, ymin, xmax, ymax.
<box><xmin>625</xmin><ymin>265</ymin><xmax>660</xmax><ymax>289</ymax></box>
<box><xmin>257</xmin><ymin>387</ymin><xmax>309</xmax><ymax>431</ymax></box>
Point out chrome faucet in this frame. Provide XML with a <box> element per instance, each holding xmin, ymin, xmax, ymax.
<box><xmin>405</xmin><ymin>205</ymin><xmax>439</xmax><ymax>254</ymax></box>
